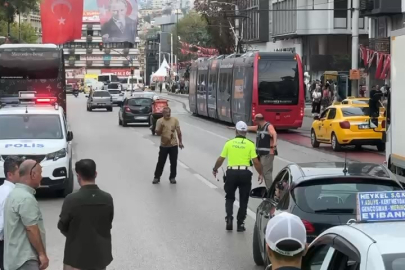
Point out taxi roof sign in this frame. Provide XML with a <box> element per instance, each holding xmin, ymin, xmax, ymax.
<box><xmin>357</xmin><ymin>191</ymin><xmax>405</xmax><ymax>222</ymax></box>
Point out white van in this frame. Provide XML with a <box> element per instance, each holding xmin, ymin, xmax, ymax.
<box><xmin>98</xmin><ymin>73</ymin><xmax>119</xmax><ymax>85</ymax></box>
<box><xmin>124</xmin><ymin>77</ymin><xmax>144</xmax><ymax>91</ymax></box>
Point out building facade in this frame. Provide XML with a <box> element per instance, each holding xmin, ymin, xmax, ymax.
<box><xmin>239</xmin><ymin>0</ymin><xmax>369</xmax><ymax>79</ymax></box>
<box><xmin>63</xmin><ymin>23</ymin><xmax>141</xmax><ymax>82</ymax></box>
<box><xmin>145</xmin><ymin>34</ymin><xmax>160</xmax><ymax>85</ymax></box>
<box><xmin>15</xmin><ymin>11</ymin><xmax>42</xmax><ymax>43</ymax></box>
<box><xmin>360</xmin><ymin>0</ymin><xmax>403</xmax><ymax>89</ymax></box>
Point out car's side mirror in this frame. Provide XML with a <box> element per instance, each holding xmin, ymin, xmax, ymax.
<box><xmin>250</xmin><ymin>186</ymin><xmax>267</xmax><ymax>199</ymax></box>
<box><xmin>313</xmin><ymin>116</ymin><xmax>320</xmax><ymax>121</ymax></box>
<box><xmin>67</xmin><ymin>131</ymin><xmax>74</xmax><ymax>142</ymax></box>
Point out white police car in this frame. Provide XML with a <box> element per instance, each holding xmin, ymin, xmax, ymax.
<box><xmin>302</xmin><ymin>190</ymin><xmax>405</xmax><ymax>270</ymax></box>
<box><xmin>0</xmin><ymin>93</ymin><xmax>74</xmax><ymax>197</ymax></box>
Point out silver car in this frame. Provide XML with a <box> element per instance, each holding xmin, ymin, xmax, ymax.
<box><xmin>86</xmin><ymin>90</ymin><xmax>113</xmax><ymax>112</ymax></box>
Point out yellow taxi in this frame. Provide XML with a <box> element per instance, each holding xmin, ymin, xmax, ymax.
<box><xmin>341</xmin><ymin>97</ymin><xmax>386</xmax><ymax>116</ymax></box>
<box><xmin>311</xmin><ymin>105</ymin><xmax>386</xmax><ymax>152</ymax></box>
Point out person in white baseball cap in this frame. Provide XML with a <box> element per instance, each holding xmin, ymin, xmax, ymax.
<box><xmin>264</xmin><ymin>212</ymin><xmax>308</xmax><ymax>270</ymax></box>
<box><xmin>212</xmin><ymin>121</ymin><xmax>263</xmax><ymax>232</ymax></box>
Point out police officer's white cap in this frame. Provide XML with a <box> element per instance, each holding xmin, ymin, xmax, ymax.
<box><xmin>235</xmin><ymin>121</ymin><xmax>248</xmax><ymax>131</ymax></box>
<box><xmin>265</xmin><ymin>212</ymin><xmax>306</xmax><ymax>257</ymax></box>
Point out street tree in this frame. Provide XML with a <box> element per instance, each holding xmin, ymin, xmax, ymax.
<box><xmin>0</xmin><ymin>21</ymin><xmax>38</xmax><ymax>43</ymax></box>
<box><xmin>194</xmin><ymin>0</ymin><xmax>237</xmax><ymax>54</ymax></box>
<box><xmin>171</xmin><ymin>11</ymin><xmax>213</xmax><ymax>61</ymax></box>
<box><xmin>0</xmin><ymin>0</ymin><xmax>39</xmax><ymax>34</ymax></box>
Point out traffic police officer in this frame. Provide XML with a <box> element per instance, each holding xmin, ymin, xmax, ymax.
<box><xmin>213</xmin><ymin>121</ymin><xmax>263</xmax><ymax>232</ymax></box>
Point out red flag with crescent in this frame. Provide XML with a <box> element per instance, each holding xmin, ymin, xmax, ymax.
<box><xmin>40</xmin><ymin>0</ymin><xmax>84</xmax><ymax>44</ymax></box>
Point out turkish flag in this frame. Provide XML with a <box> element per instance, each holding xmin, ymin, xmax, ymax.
<box><xmin>40</xmin><ymin>0</ymin><xmax>84</xmax><ymax>44</ymax></box>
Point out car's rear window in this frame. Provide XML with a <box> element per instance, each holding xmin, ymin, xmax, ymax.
<box><xmin>341</xmin><ymin>107</ymin><xmax>370</xmax><ymax>117</ymax></box>
<box><xmin>293</xmin><ymin>180</ymin><xmax>402</xmax><ymax>214</ymax></box>
<box><xmin>108</xmin><ymin>84</ymin><xmax>119</xmax><ymax>89</ymax></box>
<box><xmin>93</xmin><ymin>91</ymin><xmax>110</xmax><ymax>97</ymax></box>
<box><xmin>384</xmin><ymin>254</ymin><xmax>405</xmax><ymax>270</ymax></box>
<box><xmin>108</xmin><ymin>90</ymin><xmax>120</xmax><ymax>94</ymax></box>
<box><xmin>128</xmin><ymin>98</ymin><xmax>152</xmax><ymax>106</ymax></box>
<box><xmin>352</xmin><ymin>100</ymin><xmax>368</xmax><ymax>104</ymax></box>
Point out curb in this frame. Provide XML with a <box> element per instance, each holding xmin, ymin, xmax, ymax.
<box><xmin>166</xmin><ymin>92</ymin><xmax>188</xmax><ymax>99</ymax></box>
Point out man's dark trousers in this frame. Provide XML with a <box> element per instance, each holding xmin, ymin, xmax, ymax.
<box><xmin>0</xmin><ymin>240</ymin><xmax>3</xmax><ymax>270</ymax></box>
<box><xmin>154</xmin><ymin>146</ymin><xmax>178</xmax><ymax>179</ymax></box>
<box><xmin>224</xmin><ymin>169</ymin><xmax>252</xmax><ymax>223</ymax></box>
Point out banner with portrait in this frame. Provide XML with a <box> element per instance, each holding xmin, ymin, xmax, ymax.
<box><xmin>97</xmin><ymin>0</ymin><xmax>138</xmax><ymax>44</ymax></box>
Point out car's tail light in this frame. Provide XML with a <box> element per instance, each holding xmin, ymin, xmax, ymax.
<box><xmin>125</xmin><ymin>106</ymin><xmax>131</xmax><ymax>112</ymax></box>
<box><xmin>300</xmin><ymin>106</ymin><xmax>304</xmax><ymax>117</ymax></box>
<box><xmin>301</xmin><ymin>219</ymin><xmax>315</xmax><ymax>233</ymax></box>
<box><xmin>252</xmin><ymin>103</ymin><xmax>256</xmax><ymax>120</ymax></box>
<box><xmin>36</xmin><ymin>97</ymin><xmax>57</xmax><ymax>104</ymax></box>
<box><xmin>382</xmin><ymin>120</ymin><xmax>386</xmax><ymax>128</ymax></box>
<box><xmin>339</xmin><ymin>121</ymin><xmax>350</xmax><ymax>129</ymax></box>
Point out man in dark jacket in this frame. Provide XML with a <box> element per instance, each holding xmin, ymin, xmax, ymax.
<box><xmin>101</xmin><ymin>0</ymin><xmax>137</xmax><ymax>43</ymax></box>
<box><xmin>58</xmin><ymin>159</ymin><xmax>114</xmax><ymax>270</ymax></box>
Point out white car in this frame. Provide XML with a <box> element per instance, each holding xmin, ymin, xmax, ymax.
<box><xmin>0</xmin><ymin>94</ymin><xmax>74</xmax><ymax>197</ymax></box>
<box><xmin>302</xmin><ymin>190</ymin><xmax>405</xmax><ymax>270</ymax></box>
<box><xmin>107</xmin><ymin>83</ymin><xmax>124</xmax><ymax>105</ymax></box>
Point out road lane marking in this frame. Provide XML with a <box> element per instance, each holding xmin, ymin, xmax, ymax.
<box><xmin>194</xmin><ymin>173</ymin><xmax>218</xmax><ymax>189</ymax></box>
<box><xmin>178</xmin><ymin>161</ymin><xmax>189</xmax><ymax>169</ymax></box>
<box><xmin>234</xmin><ymin>201</ymin><xmax>257</xmax><ymax>221</ymax></box>
<box><xmin>181</xmin><ymin>121</ymin><xmax>230</xmax><ymax>140</ymax></box>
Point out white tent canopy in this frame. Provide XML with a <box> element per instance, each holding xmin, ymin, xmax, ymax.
<box><xmin>160</xmin><ymin>57</ymin><xmax>170</xmax><ymax>69</ymax></box>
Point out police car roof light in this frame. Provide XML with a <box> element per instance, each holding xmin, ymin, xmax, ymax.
<box><xmin>356</xmin><ymin>191</ymin><xmax>405</xmax><ymax>223</ymax></box>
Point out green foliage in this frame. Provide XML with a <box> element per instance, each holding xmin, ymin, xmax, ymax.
<box><xmin>0</xmin><ymin>0</ymin><xmax>39</xmax><ymax>22</ymax></box>
<box><xmin>172</xmin><ymin>11</ymin><xmax>213</xmax><ymax>61</ymax></box>
<box><xmin>194</xmin><ymin>0</ymin><xmax>236</xmax><ymax>54</ymax></box>
<box><xmin>0</xmin><ymin>21</ymin><xmax>38</xmax><ymax>43</ymax></box>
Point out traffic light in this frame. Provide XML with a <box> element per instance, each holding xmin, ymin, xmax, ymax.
<box><xmin>98</xmin><ymin>42</ymin><xmax>103</xmax><ymax>51</ymax></box>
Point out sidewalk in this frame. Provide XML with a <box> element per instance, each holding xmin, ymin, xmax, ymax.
<box><xmin>164</xmin><ymin>91</ymin><xmax>313</xmax><ymax>117</ymax></box>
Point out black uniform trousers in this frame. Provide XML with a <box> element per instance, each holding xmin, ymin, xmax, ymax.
<box><xmin>224</xmin><ymin>169</ymin><xmax>252</xmax><ymax>223</ymax></box>
<box><xmin>154</xmin><ymin>146</ymin><xmax>178</xmax><ymax>179</ymax></box>
<box><xmin>0</xmin><ymin>240</ymin><xmax>4</xmax><ymax>270</ymax></box>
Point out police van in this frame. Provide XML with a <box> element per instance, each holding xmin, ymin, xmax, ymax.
<box><xmin>0</xmin><ymin>92</ymin><xmax>74</xmax><ymax>197</ymax></box>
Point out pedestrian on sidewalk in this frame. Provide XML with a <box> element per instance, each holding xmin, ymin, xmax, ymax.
<box><xmin>213</xmin><ymin>121</ymin><xmax>263</xmax><ymax>231</ymax></box>
<box><xmin>0</xmin><ymin>156</ymin><xmax>23</xmax><ymax>270</ymax></box>
<box><xmin>4</xmin><ymin>159</ymin><xmax>48</xmax><ymax>270</ymax></box>
<box><xmin>311</xmin><ymin>84</ymin><xmax>322</xmax><ymax>116</ymax></box>
<box><xmin>264</xmin><ymin>212</ymin><xmax>307</xmax><ymax>270</ymax></box>
<box><xmin>228</xmin><ymin>114</ymin><xmax>277</xmax><ymax>189</ymax></box>
<box><xmin>153</xmin><ymin>107</ymin><xmax>184</xmax><ymax>184</ymax></box>
<box><xmin>58</xmin><ymin>159</ymin><xmax>114</xmax><ymax>270</ymax></box>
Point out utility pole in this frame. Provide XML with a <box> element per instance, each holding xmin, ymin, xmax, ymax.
<box><xmin>158</xmin><ymin>41</ymin><xmax>161</xmax><ymax>67</ymax></box>
<box><xmin>351</xmin><ymin>0</ymin><xmax>360</xmax><ymax>97</ymax></box>
<box><xmin>170</xmin><ymin>33</ymin><xmax>173</xmax><ymax>68</ymax></box>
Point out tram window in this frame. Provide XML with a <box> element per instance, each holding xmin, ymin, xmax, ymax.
<box><xmin>219</xmin><ymin>73</ymin><xmax>226</xmax><ymax>93</ymax></box>
<box><xmin>227</xmin><ymin>71</ymin><xmax>232</xmax><ymax>94</ymax></box>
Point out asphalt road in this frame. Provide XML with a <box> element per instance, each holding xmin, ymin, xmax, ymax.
<box><xmin>39</xmin><ymin>93</ymin><xmax>382</xmax><ymax>270</ymax></box>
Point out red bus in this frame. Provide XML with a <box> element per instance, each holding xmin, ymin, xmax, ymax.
<box><xmin>188</xmin><ymin>52</ymin><xmax>305</xmax><ymax>129</ymax></box>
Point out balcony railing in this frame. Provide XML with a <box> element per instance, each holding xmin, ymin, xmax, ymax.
<box><xmin>360</xmin><ymin>0</ymin><xmax>401</xmax><ymax>17</ymax></box>
<box><xmin>369</xmin><ymin>37</ymin><xmax>390</xmax><ymax>53</ymax></box>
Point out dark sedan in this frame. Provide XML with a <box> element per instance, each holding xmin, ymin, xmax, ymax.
<box><xmin>118</xmin><ymin>96</ymin><xmax>153</xmax><ymax>126</ymax></box>
<box><xmin>250</xmin><ymin>162</ymin><xmax>403</xmax><ymax>267</ymax></box>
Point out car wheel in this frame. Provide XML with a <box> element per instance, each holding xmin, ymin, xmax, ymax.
<box><xmin>252</xmin><ymin>223</ymin><xmax>264</xmax><ymax>266</ymax></box>
<box><xmin>311</xmin><ymin>129</ymin><xmax>320</xmax><ymax>148</ymax></box>
<box><xmin>107</xmin><ymin>107</ymin><xmax>113</xmax><ymax>112</ymax></box>
<box><xmin>263</xmin><ymin>241</ymin><xmax>271</xmax><ymax>268</ymax></box>
<box><xmin>122</xmin><ymin>119</ymin><xmax>128</xmax><ymax>127</ymax></box>
<box><xmin>355</xmin><ymin>145</ymin><xmax>362</xmax><ymax>151</ymax></box>
<box><xmin>87</xmin><ymin>105</ymin><xmax>90</xmax><ymax>111</ymax></box>
<box><xmin>377</xmin><ymin>143</ymin><xmax>386</xmax><ymax>152</ymax></box>
<box><xmin>331</xmin><ymin>133</ymin><xmax>342</xmax><ymax>151</ymax></box>
<box><xmin>57</xmin><ymin>164</ymin><xmax>74</xmax><ymax>197</ymax></box>
<box><xmin>119</xmin><ymin>117</ymin><xmax>122</xmax><ymax>126</ymax></box>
